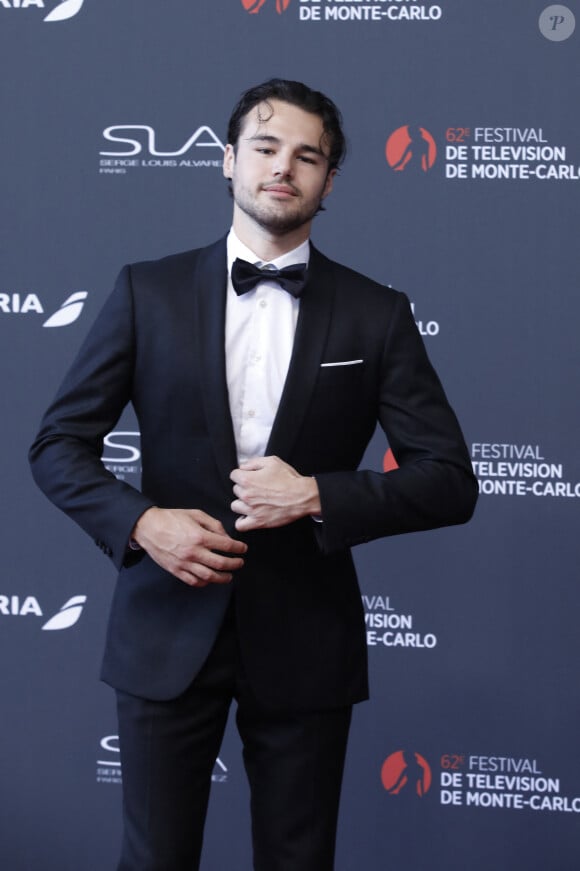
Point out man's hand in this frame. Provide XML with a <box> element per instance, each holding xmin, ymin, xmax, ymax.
<box><xmin>230</xmin><ymin>456</ymin><xmax>321</xmax><ymax>532</ymax></box>
<box><xmin>131</xmin><ymin>507</ymin><xmax>247</xmax><ymax>587</ymax></box>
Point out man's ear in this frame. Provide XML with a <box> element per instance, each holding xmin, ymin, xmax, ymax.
<box><xmin>322</xmin><ymin>168</ymin><xmax>337</xmax><ymax>200</ymax></box>
<box><xmin>223</xmin><ymin>144</ymin><xmax>235</xmax><ymax>180</ymax></box>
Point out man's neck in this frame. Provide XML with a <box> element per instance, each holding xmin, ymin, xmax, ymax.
<box><xmin>232</xmin><ymin>214</ymin><xmax>311</xmax><ymax>262</ymax></box>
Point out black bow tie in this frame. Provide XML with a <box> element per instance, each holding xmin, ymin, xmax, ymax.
<box><xmin>231</xmin><ymin>258</ymin><xmax>308</xmax><ymax>299</ymax></box>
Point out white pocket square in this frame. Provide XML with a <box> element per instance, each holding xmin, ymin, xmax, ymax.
<box><xmin>320</xmin><ymin>359</ymin><xmax>364</xmax><ymax>368</ymax></box>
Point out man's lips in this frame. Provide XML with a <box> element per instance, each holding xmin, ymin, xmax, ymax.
<box><xmin>262</xmin><ymin>184</ymin><xmax>298</xmax><ymax>196</ymax></box>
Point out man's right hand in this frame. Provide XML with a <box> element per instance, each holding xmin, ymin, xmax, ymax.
<box><xmin>131</xmin><ymin>507</ymin><xmax>247</xmax><ymax>588</ymax></box>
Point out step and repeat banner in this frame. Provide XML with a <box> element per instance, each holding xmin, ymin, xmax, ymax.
<box><xmin>1</xmin><ymin>2</ymin><xmax>579</xmax><ymax>869</ymax></box>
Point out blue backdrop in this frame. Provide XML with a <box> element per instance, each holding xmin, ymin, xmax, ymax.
<box><xmin>1</xmin><ymin>1</ymin><xmax>579</xmax><ymax>868</ymax></box>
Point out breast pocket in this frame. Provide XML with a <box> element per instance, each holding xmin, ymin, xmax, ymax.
<box><xmin>315</xmin><ymin>359</ymin><xmax>367</xmax><ymax>415</ymax></box>
<box><xmin>296</xmin><ymin>360</ymin><xmax>375</xmax><ymax>470</ymax></box>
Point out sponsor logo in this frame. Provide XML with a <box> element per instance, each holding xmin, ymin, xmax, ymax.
<box><xmin>439</xmin><ymin>752</ymin><xmax>580</xmax><ymax>813</ymax></box>
<box><xmin>363</xmin><ymin>593</ymin><xmax>437</xmax><ymax>650</ymax></box>
<box><xmin>96</xmin><ymin>734</ymin><xmax>229</xmax><ymax>785</ymax></box>
<box><xmin>96</xmin><ymin>734</ymin><xmax>122</xmax><ymax>785</ymax></box>
<box><xmin>386</xmin><ymin>126</ymin><xmax>437</xmax><ymax>173</ymax></box>
<box><xmin>385</xmin><ymin>124</ymin><xmax>580</xmax><ymax>182</ymax></box>
<box><xmin>382</xmin><ymin>749</ymin><xmax>580</xmax><ymax>813</ymax></box>
<box><xmin>381</xmin><ymin>750</ymin><xmax>432</xmax><ymax>797</ymax></box>
<box><xmin>0</xmin><ymin>293</ymin><xmax>44</xmax><ymax>316</ymax></box>
<box><xmin>471</xmin><ymin>442</ymin><xmax>580</xmax><ymax>498</ymax></box>
<box><xmin>0</xmin><ymin>594</ymin><xmax>86</xmax><ymax>629</ymax></box>
<box><xmin>43</xmin><ymin>291</ymin><xmax>87</xmax><ymax>327</ymax></box>
<box><xmin>99</xmin><ymin>125</ymin><xmax>225</xmax><ymax>174</ymax></box>
<box><xmin>445</xmin><ymin>126</ymin><xmax>580</xmax><ymax>181</ymax></box>
<box><xmin>42</xmin><ymin>595</ymin><xmax>86</xmax><ymax>630</ymax></box>
<box><xmin>0</xmin><ymin>291</ymin><xmax>87</xmax><ymax>326</ymax></box>
<box><xmin>102</xmin><ymin>431</ymin><xmax>141</xmax><ymax>481</ymax></box>
<box><xmin>539</xmin><ymin>5</ymin><xmax>575</xmax><ymax>41</ymax></box>
<box><xmin>297</xmin><ymin>0</ymin><xmax>443</xmax><ymax>24</ymax></box>
<box><xmin>411</xmin><ymin>301</ymin><xmax>439</xmax><ymax>336</ymax></box>
<box><xmin>0</xmin><ymin>0</ymin><xmax>84</xmax><ymax>21</ymax></box>
<box><xmin>241</xmin><ymin>0</ymin><xmax>291</xmax><ymax>13</ymax></box>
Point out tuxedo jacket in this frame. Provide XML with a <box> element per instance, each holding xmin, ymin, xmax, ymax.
<box><xmin>29</xmin><ymin>237</ymin><xmax>477</xmax><ymax>710</ymax></box>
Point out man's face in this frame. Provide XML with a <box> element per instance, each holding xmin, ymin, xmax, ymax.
<box><xmin>223</xmin><ymin>100</ymin><xmax>335</xmax><ymax>237</ymax></box>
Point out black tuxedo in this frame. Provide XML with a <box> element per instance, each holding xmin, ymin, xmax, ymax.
<box><xmin>30</xmin><ymin>236</ymin><xmax>477</xmax><ymax>869</ymax></box>
<box><xmin>30</xmin><ymin>236</ymin><xmax>477</xmax><ymax>710</ymax></box>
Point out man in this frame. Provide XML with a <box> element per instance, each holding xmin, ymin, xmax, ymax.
<box><xmin>30</xmin><ymin>79</ymin><xmax>477</xmax><ymax>871</ymax></box>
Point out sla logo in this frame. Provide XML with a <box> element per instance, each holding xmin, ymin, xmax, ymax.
<box><xmin>381</xmin><ymin>750</ymin><xmax>432</xmax><ymax>797</ymax></box>
<box><xmin>0</xmin><ymin>291</ymin><xmax>87</xmax><ymax>326</ymax></box>
<box><xmin>241</xmin><ymin>0</ymin><xmax>292</xmax><ymax>13</ymax></box>
<box><xmin>98</xmin><ymin>734</ymin><xmax>121</xmax><ymax>766</ymax></box>
<box><xmin>102</xmin><ymin>431</ymin><xmax>141</xmax><ymax>465</ymax></box>
<box><xmin>0</xmin><ymin>594</ymin><xmax>87</xmax><ymax>630</ymax></box>
<box><xmin>102</xmin><ymin>431</ymin><xmax>141</xmax><ymax>480</ymax></box>
<box><xmin>97</xmin><ymin>734</ymin><xmax>122</xmax><ymax>784</ymax></box>
<box><xmin>0</xmin><ymin>0</ymin><xmax>85</xmax><ymax>21</ymax></box>
<box><xmin>100</xmin><ymin>126</ymin><xmax>225</xmax><ymax>157</ymax></box>
<box><xmin>386</xmin><ymin>125</ymin><xmax>437</xmax><ymax>173</ymax></box>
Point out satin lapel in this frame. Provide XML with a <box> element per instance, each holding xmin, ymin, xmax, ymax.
<box><xmin>192</xmin><ymin>238</ymin><xmax>238</xmax><ymax>491</ymax></box>
<box><xmin>266</xmin><ymin>245</ymin><xmax>335</xmax><ymax>460</ymax></box>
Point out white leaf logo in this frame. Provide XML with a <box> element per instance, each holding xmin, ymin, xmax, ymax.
<box><xmin>43</xmin><ymin>291</ymin><xmax>87</xmax><ymax>328</ymax></box>
<box><xmin>44</xmin><ymin>0</ymin><xmax>85</xmax><ymax>23</ymax></box>
<box><xmin>42</xmin><ymin>595</ymin><xmax>87</xmax><ymax>631</ymax></box>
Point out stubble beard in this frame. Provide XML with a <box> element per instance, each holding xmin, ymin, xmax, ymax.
<box><xmin>233</xmin><ymin>184</ymin><xmax>322</xmax><ymax>237</ymax></box>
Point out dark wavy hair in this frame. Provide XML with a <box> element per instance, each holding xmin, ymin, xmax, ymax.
<box><xmin>226</xmin><ymin>78</ymin><xmax>346</xmax><ymax>173</ymax></box>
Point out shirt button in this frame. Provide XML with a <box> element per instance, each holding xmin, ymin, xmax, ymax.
<box><xmin>259</xmin><ymin>299</ymin><xmax>268</xmax><ymax>308</ymax></box>
<box><xmin>247</xmin><ymin>409</ymin><xmax>256</xmax><ymax>418</ymax></box>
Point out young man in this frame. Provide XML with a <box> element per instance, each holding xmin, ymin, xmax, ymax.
<box><xmin>30</xmin><ymin>79</ymin><xmax>477</xmax><ymax>871</ymax></box>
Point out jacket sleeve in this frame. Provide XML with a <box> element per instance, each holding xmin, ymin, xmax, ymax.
<box><xmin>29</xmin><ymin>265</ymin><xmax>155</xmax><ymax>570</ymax></box>
<box><xmin>313</xmin><ymin>292</ymin><xmax>478</xmax><ymax>553</ymax></box>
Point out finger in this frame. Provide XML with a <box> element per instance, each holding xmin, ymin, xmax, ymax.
<box><xmin>177</xmin><ymin>558</ymin><xmax>238</xmax><ymax>585</ymax></box>
<box><xmin>188</xmin><ymin>511</ymin><xmax>228</xmax><ymax>535</ymax></box>
<box><xmin>188</xmin><ymin>549</ymin><xmax>245</xmax><ymax>572</ymax></box>
<box><xmin>230</xmin><ymin>462</ymin><xmax>265</xmax><ymax>483</ymax></box>
<box><xmin>163</xmin><ymin>544</ymin><xmax>244</xmax><ymax>577</ymax></box>
<box><xmin>238</xmin><ymin>457</ymin><xmax>266</xmax><ymax>471</ymax></box>
<box><xmin>189</xmin><ymin>511</ymin><xmax>248</xmax><ymax>549</ymax></box>
<box><xmin>191</xmin><ymin>564</ymin><xmax>237</xmax><ymax>585</ymax></box>
<box><xmin>231</xmin><ymin>498</ymin><xmax>251</xmax><ymax>517</ymax></box>
<box><xmin>199</xmin><ymin>529</ymin><xmax>248</xmax><ymax>554</ymax></box>
<box><xmin>183</xmin><ymin>576</ymin><xmax>209</xmax><ymax>588</ymax></box>
<box><xmin>230</xmin><ymin>468</ymin><xmax>245</xmax><ymax>485</ymax></box>
<box><xmin>235</xmin><ymin>515</ymin><xmax>261</xmax><ymax>532</ymax></box>
<box><xmin>175</xmin><ymin>567</ymin><xmax>231</xmax><ymax>588</ymax></box>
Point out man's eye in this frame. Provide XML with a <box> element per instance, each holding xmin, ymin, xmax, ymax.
<box><xmin>257</xmin><ymin>148</ymin><xmax>274</xmax><ymax>155</ymax></box>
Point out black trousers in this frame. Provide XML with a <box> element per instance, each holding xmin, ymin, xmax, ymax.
<box><xmin>116</xmin><ymin>606</ymin><xmax>352</xmax><ymax>871</ymax></box>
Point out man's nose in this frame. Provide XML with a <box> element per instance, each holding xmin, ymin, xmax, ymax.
<box><xmin>272</xmin><ymin>151</ymin><xmax>293</xmax><ymax>177</ymax></box>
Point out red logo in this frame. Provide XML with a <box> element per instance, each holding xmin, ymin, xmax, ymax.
<box><xmin>241</xmin><ymin>0</ymin><xmax>292</xmax><ymax>13</ymax></box>
<box><xmin>383</xmin><ymin>448</ymin><xmax>399</xmax><ymax>472</ymax></box>
<box><xmin>381</xmin><ymin>750</ymin><xmax>432</xmax><ymax>797</ymax></box>
<box><xmin>386</xmin><ymin>125</ymin><xmax>437</xmax><ymax>173</ymax></box>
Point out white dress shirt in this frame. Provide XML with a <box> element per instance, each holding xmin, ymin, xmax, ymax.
<box><xmin>225</xmin><ymin>229</ymin><xmax>309</xmax><ymax>464</ymax></box>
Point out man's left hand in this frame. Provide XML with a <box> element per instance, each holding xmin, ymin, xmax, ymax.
<box><xmin>230</xmin><ymin>456</ymin><xmax>321</xmax><ymax>532</ymax></box>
